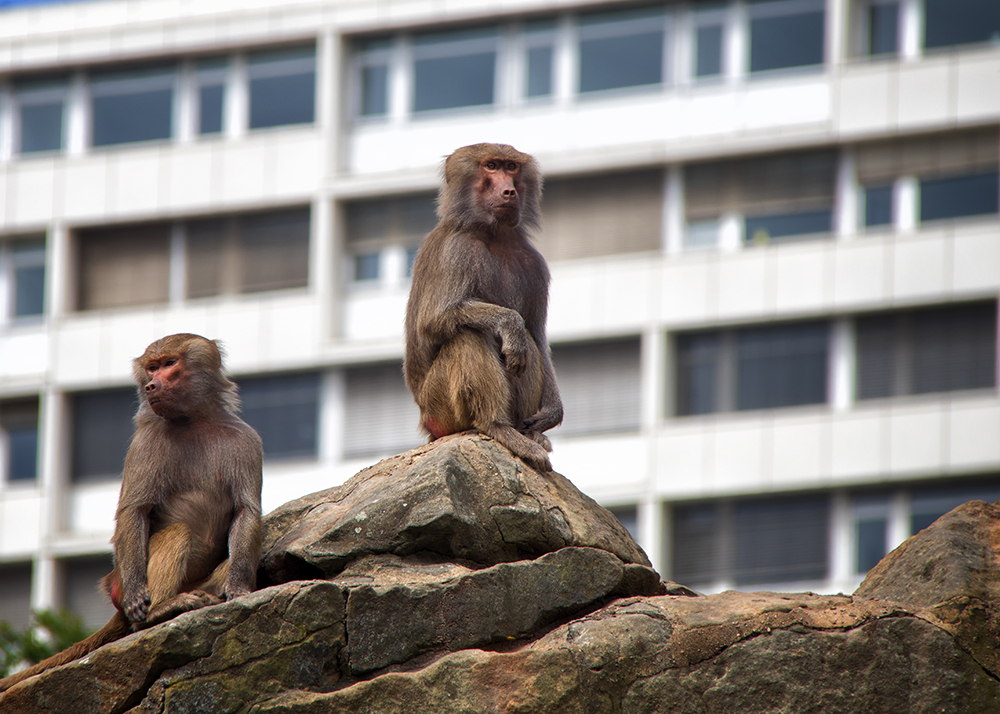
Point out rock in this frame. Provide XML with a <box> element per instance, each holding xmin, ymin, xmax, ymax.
<box><xmin>4</xmin><ymin>436</ymin><xmax>1000</xmax><ymax>714</ymax></box>
<box><xmin>260</xmin><ymin>432</ymin><xmax>649</xmax><ymax>584</ymax></box>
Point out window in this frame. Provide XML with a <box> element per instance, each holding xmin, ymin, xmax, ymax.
<box><xmin>551</xmin><ymin>339</ymin><xmax>642</xmax><ymax>437</ymax></box>
<box><xmin>861</xmin><ymin>184</ymin><xmax>894</xmax><ymax>229</ymax></box>
<box><xmin>76</xmin><ymin>223</ymin><xmax>170</xmax><ymax>311</ymax></box>
<box><xmin>856</xmin><ymin>302</ymin><xmax>997</xmax><ymax>400</ymax></box>
<box><xmin>0</xmin><ymin>562</ymin><xmax>33</xmax><ymax>629</ymax></box>
<box><xmin>685</xmin><ymin>150</ymin><xmax>837</xmax><ymax>247</ymax></box>
<box><xmin>919</xmin><ymin>171</ymin><xmax>1000</xmax><ymax>224</ymax></box>
<box><xmin>63</xmin><ymin>556</ymin><xmax>116</xmax><ymax>629</ymax></box>
<box><xmin>865</xmin><ymin>0</ymin><xmax>899</xmax><ymax>56</ymax></box>
<box><xmin>853</xmin><ymin>495</ymin><xmax>890</xmax><ymax>574</ymax></box>
<box><xmin>412</xmin><ymin>27</ymin><xmax>499</xmax><ymax>113</ymax></box>
<box><xmin>685</xmin><ymin>219</ymin><xmax>720</xmax><ymax>250</ymax></box>
<box><xmin>675</xmin><ymin>321</ymin><xmax>830</xmax><ymax>416</ymax></box>
<box><xmin>2</xmin><ymin>236</ymin><xmax>46</xmax><ymax>320</ymax></box>
<box><xmin>578</xmin><ymin>7</ymin><xmax>667</xmax><ymax>94</ymax></box>
<box><xmin>196</xmin><ymin>59</ymin><xmax>227</xmax><ymax>135</ymax></box>
<box><xmin>345</xmin><ymin>194</ymin><xmax>436</xmax><ymax>284</ymax></box>
<box><xmin>91</xmin><ymin>64</ymin><xmax>175</xmax><ymax>147</ymax></box>
<box><xmin>672</xmin><ymin>495</ymin><xmax>830</xmax><ymax>588</ymax></box>
<box><xmin>343</xmin><ymin>363</ymin><xmax>422</xmax><ymax>459</ymax></box>
<box><xmin>748</xmin><ymin>0</ymin><xmax>825</xmax><ymax>74</ymax></box>
<box><xmin>355</xmin><ymin>37</ymin><xmax>392</xmax><ymax>118</ymax></box>
<box><xmin>248</xmin><ymin>45</ymin><xmax>316</xmax><ymax>129</ymax></box>
<box><xmin>72</xmin><ymin>389</ymin><xmax>135</xmax><ymax>482</ymax></box>
<box><xmin>240</xmin><ymin>373</ymin><xmax>320</xmax><ymax>461</ymax></box>
<box><xmin>187</xmin><ymin>208</ymin><xmax>311</xmax><ymax>298</ymax></box>
<box><xmin>14</xmin><ymin>75</ymin><xmax>67</xmax><ymax>154</ymax></box>
<box><xmin>538</xmin><ymin>170</ymin><xmax>663</xmax><ymax>261</ymax></box>
<box><xmin>608</xmin><ymin>505</ymin><xmax>638</xmax><ymax>540</ymax></box>
<box><xmin>1</xmin><ymin>398</ymin><xmax>39</xmax><ymax>483</ymax></box>
<box><xmin>924</xmin><ymin>0</ymin><xmax>1000</xmax><ymax>50</ymax></box>
<box><xmin>525</xmin><ymin>21</ymin><xmax>557</xmax><ymax>99</ymax></box>
<box><xmin>909</xmin><ymin>482</ymin><xmax>1000</xmax><ymax>534</ymax></box>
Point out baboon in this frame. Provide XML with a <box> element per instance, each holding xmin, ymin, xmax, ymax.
<box><xmin>404</xmin><ymin>143</ymin><xmax>563</xmax><ymax>471</ymax></box>
<box><xmin>0</xmin><ymin>333</ymin><xmax>262</xmax><ymax>692</ymax></box>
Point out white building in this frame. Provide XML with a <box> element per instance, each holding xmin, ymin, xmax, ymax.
<box><xmin>1</xmin><ymin>0</ymin><xmax>998</xmax><ymax>629</ymax></box>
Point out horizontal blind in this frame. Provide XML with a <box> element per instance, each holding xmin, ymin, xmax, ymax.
<box><xmin>64</xmin><ymin>556</ymin><xmax>116</xmax><ymax>630</ymax></box>
<box><xmin>239</xmin><ymin>208</ymin><xmax>310</xmax><ymax>293</ymax></box>
<box><xmin>551</xmin><ymin>338</ymin><xmax>642</xmax><ymax>436</ymax></box>
<box><xmin>733</xmin><ymin>496</ymin><xmax>829</xmax><ymax>585</ymax></box>
<box><xmin>856</xmin><ymin>128</ymin><xmax>1000</xmax><ymax>183</ymax></box>
<box><xmin>538</xmin><ymin>170</ymin><xmax>663</xmax><ymax>261</ymax></box>
<box><xmin>77</xmin><ymin>224</ymin><xmax>170</xmax><ymax>310</ymax></box>
<box><xmin>0</xmin><ymin>562</ymin><xmax>33</xmax><ymax>629</ymax></box>
<box><xmin>343</xmin><ymin>363</ymin><xmax>423</xmax><ymax>459</ymax></box>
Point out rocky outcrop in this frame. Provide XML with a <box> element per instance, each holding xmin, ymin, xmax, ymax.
<box><xmin>3</xmin><ymin>434</ymin><xmax>1000</xmax><ymax>713</ymax></box>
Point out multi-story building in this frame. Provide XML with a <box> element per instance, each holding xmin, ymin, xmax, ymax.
<box><xmin>1</xmin><ymin>0</ymin><xmax>998</xmax><ymax>630</ymax></box>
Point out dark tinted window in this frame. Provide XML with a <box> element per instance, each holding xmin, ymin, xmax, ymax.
<box><xmin>736</xmin><ymin>322</ymin><xmax>828</xmax><ymax>410</ymax></box>
<box><xmin>240</xmin><ymin>373</ymin><xmax>320</xmax><ymax>460</ymax></box>
<box><xmin>924</xmin><ymin>0</ymin><xmax>1000</xmax><ymax>49</ymax></box>
<box><xmin>920</xmin><ymin>171</ymin><xmax>999</xmax><ymax>223</ymax></box>
<box><xmin>579</xmin><ymin>8</ymin><xmax>665</xmax><ymax>93</ymax></box>
<box><xmin>749</xmin><ymin>3</ymin><xmax>825</xmax><ymax>73</ymax></box>
<box><xmin>864</xmin><ymin>184</ymin><xmax>894</xmax><ymax>228</ymax></box>
<box><xmin>412</xmin><ymin>28</ymin><xmax>497</xmax><ymax>112</ymax></box>
<box><xmin>91</xmin><ymin>65</ymin><xmax>175</xmax><ymax>147</ymax></box>
<box><xmin>695</xmin><ymin>24</ymin><xmax>723</xmax><ymax>77</ymax></box>
<box><xmin>248</xmin><ymin>47</ymin><xmax>316</xmax><ymax>129</ymax></box>
<box><xmin>868</xmin><ymin>2</ymin><xmax>899</xmax><ymax>55</ymax></box>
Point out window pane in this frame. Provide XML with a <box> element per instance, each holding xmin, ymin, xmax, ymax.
<box><xmin>579</xmin><ymin>31</ymin><xmax>663</xmax><ymax>93</ymax></box>
<box><xmin>744</xmin><ymin>209</ymin><xmax>832</xmax><ymax>244</ymax></box>
<box><xmin>911</xmin><ymin>303</ymin><xmax>997</xmax><ymax>394</ymax></box>
<box><xmin>20</xmin><ymin>102</ymin><xmax>63</xmax><ymax>153</ymax></box>
<box><xmin>248</xmin><ymin>47</ymin><xmax>316</xmax><ymax>129</ymax></box>
<box><xmin>526</xmin><ymin>45</ymin><xmax>553</xmax><ymax>97</ymax></box>
<box><xmin>868</xmin><ymin>2</ymin><xmax>899</xmax><ymax>56</ymax></box>
<box><xmin>240</xmin><ymin>373</ymin><xmax>320</xmax><ymax>460</ymax></box>
<box><xmin>856</xmin><ymin>518</ymin><xmax>887</xmax><ymax>573</ymax></box>
<box><xmin>676</xmin><ymin>333</ymin><xmax>721</xmax><ymax>416</ymax></box>
<box><xmin>749</xmin><ymin>10</ymin><xmax>825</xmax><ymax>73</ymax></box>
<box><xmin>14</xmin><ymin>256</ymin><xmax>45</xmax><ymax>318</ymax></box>
<box><xmin>686</xmin><ymin>219</ymin><xmax>720</xmax><ymax>250</ymax></box>
<box><xmin>64</xmin><ymin>555</ymin><xmax>117</xmax><ymax>629</ymax></box>
<box><xmin>608</xmin><ymin>506</ymin><xmax>638</xmax><ymax>540</ymax></box>
<box><xmin>413</xmin><ymin>53</ymin><xmax>495</xmax><ymax>112</ymax></box>
<box><xmin>91</xmin><ymin>66</ymin><xmax>175</xmax><ymax>147</ymax></box>
<box><xmin>924</xmin><ymin>0</ymin><xmax>1000</xmax><ymax>49</ymax></box>
<box><xmin>0</xmin><ymin>563</ymin><xmax>33</xmax><ymax>629</ymax></box>
<box><xmin>855</xmin><ymin>313</ymin><xmax>899</xmax><ymax>399</ymax></box>
<box><xmin>360</xmin><ymin>64</ymin><xmax>389</xmax><ymax>116</ymax></box>
<box><xmin>72</xmin><ymin>390</ymin><xmax>135</xmax><ymax>482</ymax></box>
<box><xmin>864</xmin><ymin>184</ymin><xmax>893</xmax><ymax>228</ymax></box>
<box><xmin>734</xmin><ymin>496</ymin><xmax>829</xmax><ymax>585</ymax></box>
<box><xmin>736</xmin><ymin>322</ymin><xmax>828</xmax><ymax>410</ymax></box>
<box><xmin>2</xmin><ymin>399</ymin><xmax>39</xmax><ymax>482</ymax></box>
<box><xmin>199</xmin><ymin>84</ymin><xmax>224</xmax><ymax>134</ymax></box>
<box><xmin>354</xmin><ymin>253</ymin><xmax>380</xmax><ymax>281</ymax></box>
<box><xmin>695</xmin><ymin>24</ymin><xmax>723</xmax><ymax>77</ymax></box>
<box><xmin>919</xmin><ymin>171</ymin><xmax>1000</xmax><ymax>223</ymax></box>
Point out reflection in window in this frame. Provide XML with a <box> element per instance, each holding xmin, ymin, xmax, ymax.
<box><xmin>695</xmin><ymin>23</ymin><xmax>723</xmax><ymax>78</ymax></box>
<box><xmin>412</xmin><ymin>28</ymin><xmax>498</xmax><ymax>113</ymax></box>
<box><xmin>675</xmin><ymin>321</ymin><xmax>830</xmax><ymax>416</ymax></box>
<box><xmin>240</xmin><ymin>373</ymin><xmax>320</xmax><ymax>460</ymax></box>
<box><xmin>355</xmin><ymin>37</ymin><xmax>393</xmax><ymax>118</ymax></box>
<box><xmin>91</xmin><ymin>64</ymin><xmax>175</xmax><ymax>147</ymax></box>
<box><xmin>15</xmin><ymin>76</ymin><xmax>67</xmax><ymax>154</ymax></box>
<box><xmin>856</xmin><ymin>302</ymin><xmax>997</xmax><ymax>400</ymax></box>
<box><xmin>579</xmin><ymin>7</ymin><xmax>666</xmax><ymax>93</ymax></box>
<box><xmin>8</xmin><ymin>238</ymin><xmax>46</xmax><ymax>318</ymax></box>
<box><xmin>71</xmin><ymin>389</ymin><xmax>135</xmax><ymax>482</ymax></box>
<box><xmin>924</xmin><ymin>0</ymin><xmax>1000</xmax><ymax>50</ymax></box>
<box><xmin>248</xmin><ymin>46</ymin><xmax>316</xmax><ymax>129</ymax></box>
<box><xmin>866</xmin><ymin>1</ymin><xmax>899</xmax><ymax>56</ymax></box>
<box><xmin>748</xmin><ymin>0</ymin><xmax>825</xmax><ymax>73</ymax></box>
<box><xmin>919</xmin><ymin>171</ymin><xmax>1000</xmax><ymax>223</ymax></box>
<box><xmin>196</xmin><ymin>59</ymin><xmax>227</xmax><ymax>135</ymax></box>
<box><xmin>1</xmin><ymin>398</ymin><xmax>40</xmax><ymax>482</ymax></box>
<box><xmin>862</xmin><ymin>184</ymin><xmax>894</xmax><ymax>228</ymax></box>
<box><xmin>525</xmin><ymin>21</ymin><xmax>557</xmax><ymax>99</ymax></box>
<box><xmin>744</xmin><ymin>209</ymin><xmax>831</xmax><ymax>244</ymax></box>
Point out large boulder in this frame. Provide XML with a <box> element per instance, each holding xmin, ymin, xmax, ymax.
<box><xmin>3</xmin><ymin>435</ymin><xmax>1000</xmax><ymax>713</ymax></box>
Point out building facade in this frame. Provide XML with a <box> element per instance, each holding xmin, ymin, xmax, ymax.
<box><xmin>1</xmin><ymin>0</ymin><xmax>999</xmax><ymax>628</ymax></box>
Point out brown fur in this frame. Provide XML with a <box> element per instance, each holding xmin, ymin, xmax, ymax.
<box><xmin>404</xmin><ymin>144</ymin><xmax>563</xmax><ymax>470</ymax></box>
<box><xmin>0</xmin><ymin>334</ymin><xmax>262</xmax><ymax>693</ymax></box>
